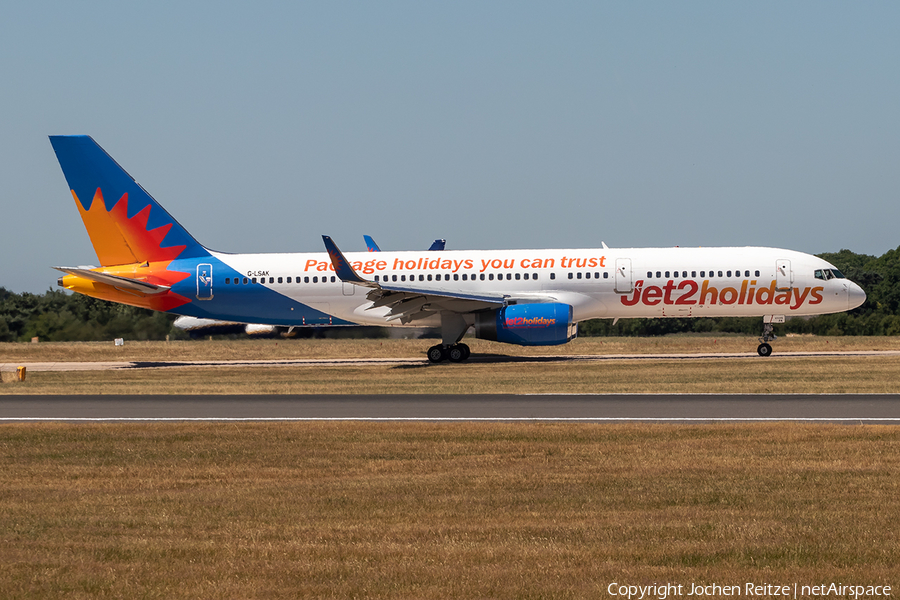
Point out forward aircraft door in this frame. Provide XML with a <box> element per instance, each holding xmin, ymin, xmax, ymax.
<box><xmin>615</xmin><ymin>258</ymin><xmax>633</xmax><ymax>293</ymax></box>
<box><xmin>776</xmin><ymin>259</ymin><xmax>792</xmax><ymax>290</ymax></box>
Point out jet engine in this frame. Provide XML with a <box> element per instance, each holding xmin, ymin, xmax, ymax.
<box><xmin>475</xmin><ymin>303</ymin><xmax>576</xmax><ymax>346</ymax></box>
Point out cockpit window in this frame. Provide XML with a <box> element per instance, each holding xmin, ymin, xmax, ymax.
<box><xmin>815</xmin><ymin>268</ymin><xmax>846</xmax><ymax>281</ymax></box>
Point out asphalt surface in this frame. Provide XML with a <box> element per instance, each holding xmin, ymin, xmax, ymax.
<box><xmin>1</xmin><ymin>394</ymin><xmax>899</xmax><ymax>423</ymax></box>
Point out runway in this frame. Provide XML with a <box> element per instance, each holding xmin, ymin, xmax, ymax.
<box><xmin>1</xmin><ymin>394</ymin><xmax>899</xmax><ymax>423</ymax></box>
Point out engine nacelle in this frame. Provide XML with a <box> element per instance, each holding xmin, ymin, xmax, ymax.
<box><xmin>476</xmin><ymin>303</ymin><xmax>576</xmax><ymax>346</ymax></box>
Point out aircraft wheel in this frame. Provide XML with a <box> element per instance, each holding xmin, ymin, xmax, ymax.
<box><xmin>448</xmin><ymin>345</ymin><xmax>466</xmax><ymax>363</ymax></box>
<box><xmin>757</xmin><ymin>343</ymin><xmax>773</xmax><ymax>357</ymax></box>
<box><xmin>427</xmin><ymin>345</ymin><xmax>447</xmax><ymax>363</ymax></box>
<box><xmin>458</xmin><ymin>343</ymin><xmax>470</xmax><ymax>360</ymax></box>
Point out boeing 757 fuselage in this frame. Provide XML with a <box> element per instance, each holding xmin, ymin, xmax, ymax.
<box><xmin>50</xmin><ymin>136</ymin><xmax>866</xmax><ymax>362</ymax></box>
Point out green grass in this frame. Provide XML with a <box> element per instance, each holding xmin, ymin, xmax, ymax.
<box><xmin>1</xmin><ymin>423</ymin><xmax>898</xmax><ymax>599</ymax></box>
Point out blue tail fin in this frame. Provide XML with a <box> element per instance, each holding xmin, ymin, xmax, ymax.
<box><xmin>49</xmin><ymin>135</ymin><xmax>209</xmax><ymax>266</ymax></box>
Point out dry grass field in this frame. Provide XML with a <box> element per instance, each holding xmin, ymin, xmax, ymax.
<box><xmin>2</xmin><ymin>355</ymin><xmax>900</xmax><ymax>395</ymax></box>
<box><xmin>3</xmin><ymin>338</ymin><xmax>899</xmax><ymax>597</ymax></box>
<box><xmin>2</xmin><ymin>336</ymin><xmax>900</xmax><ymax>394</ymax></box>
<box><xmin>4</xmin><ymin>334</ymin><xmax>900</xmax><ymax>363</ymax></box>
<box><xmin>1</xmin><ymin>423</ymin><xmax>898</xmax><ymax>599</ymax></box>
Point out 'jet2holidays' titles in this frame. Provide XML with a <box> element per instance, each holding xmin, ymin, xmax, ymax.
<box><xmin>620</xmin><ymin>279</ymin><xmax>824</xmax><ymax>311</ymax></box>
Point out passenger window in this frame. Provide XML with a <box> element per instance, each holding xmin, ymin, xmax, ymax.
<box><xmin>427</xmin><ymin>274</ymin><xmax>432</xmax><ymax>281</ymax></box>
<box><xmin>673</xmin><ymin>271</ymin><xmax>678</xmax><ymax>279</ymax></box>
<box><xmin>507</xmin><ymin>273</ymin><xmax>512</xmax><ymax>280</ymax></box>
<box><xmin>550</xmin><ymin>273</ymin><xmax>555</xmax><ymax>280</ymax></box>
<box><xmin>392</xmin><ymin>275</ymin><xmax>397</xmax><ymax>282</ymax></box>
<box><xmin>269</xmin><ymin>277</ymin><xmax>274</xmax><ymax>284</ymax></box>
<box><xmin>577</xmin><ymin>272</ymin><xmax>582</xmax><ymax>279</ymax></box>
<box><xmin>603</xmin><ymin>272</ymin><xmax>608</xmax><ymax>279</ymax></box>
<box><xmin>462</xmin><ymin>274</ymin><xmax>467</xmax><ymax>281</ymax></box>
<box><xmin>252</xmin><ymin>277</ymin><xmax>258</xmax><ymax>283</ymax></box>
<box><xmin>647</xmin><ymin>271</ymin><xmax>653</xmax><ymax>278</ymax></box>
<box><xmin>489</xmin><ymin>274</ymin><xmax>494</xmax><ymax>281</ymax></box>
<box><xmin>277</xmin><ymin>277</ymin><xmax>283</xmax><ymax>284</ymax></box>
<box><xmin>419</xmin><ymin>275</ymin><xmax>424</xmax><ymax>282</ymax></box>
<box><xmin>523</xmin><ymin>273</ymin><xmax>529</xmax><ymax>280</ymax></box>
<box><xmin>401</xmin><ymin>275</ymin><xmax>406</xmax><ymax>282</ymax></box>
<box><xmin>755</xmin><ymin>270</ymin><xmax>760</xmax><ymax>277</ymax></box>
<box><xmin>515</xmin><ymin>273</ymin><xmax>521</xmax><ymax>280</ymax></box>
<box><xmin>534</xmin><ymin>273</ymin><xmax>539</xmax><ymax>280</ymax></box>
<box><xmin>303</xmin><ymin>277</ymin><xmax>309</xmax><ymax>283</ymax></box>
<box><xmin>568</xmin><ymin>273</ymin><xmax>573</xmax><ymax>279</ymax></box>
<box><xmin>691</xmin><ymin>271</ymin><xmax>696</xmax><ymax>278</ymax></box>
<box><xmin>225</xmin><ymin>278</ymin><xmax>230</xmax><ymax>284</ymax></box>
<box><xmin>727</xmin><ymin>271</ymin><xmax>732</xmax><ymax>277</ymax></box>
<box><xmin>312</xmin><ymin>276</ymin><xmax>317</xmax><ymax>283</ymax></box>
<box><xmin>744</xmin><ymin>270</ymin><xmax>750</xmax><ymax>277</ymax></box>
<box><xmin>718</xmin><ymin>271</ymin><xmax>723</xmax><ymax>277</ymax></box>
<box><xmin>656</xmin><ymin>271</ymin><xmax>661</xmax><ymax>278</ymax></box>
<box><xmin>480</xmin><ymin>274</ymin><xmax>485</xmax><ymax>281</ymax></box>
<box><xmin>700</xmin><ymin>271</ymin><xmax>705</xmax><ymax>277</ymax></box>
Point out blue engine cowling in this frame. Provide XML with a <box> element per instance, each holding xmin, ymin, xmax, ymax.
<box><xmin>475</xmin><ymin>303</ymin><xmax>577</xmax><ymax>346</ymax></box>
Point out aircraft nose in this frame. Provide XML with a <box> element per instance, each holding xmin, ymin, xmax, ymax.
<box><xmin>847</xmin><ymin>282</ymin><xmax>866</xmax><ymax>310</ymax></box>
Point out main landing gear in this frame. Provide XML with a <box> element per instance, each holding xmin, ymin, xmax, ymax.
<box><xmin>427</xmin><ymin>343</ymin><xmax>471</xmax><ymax>363</ymax></box>
<box><xmin>757</xmin><ymin>323</ymin><xmax>777</xmax><ymax>357</ymax></box>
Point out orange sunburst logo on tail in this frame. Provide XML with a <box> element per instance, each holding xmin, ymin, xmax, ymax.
<box><xmin>67</xmin><ymin>188</ymin><xmax>193</xmax><ymax>311</ymax></box>
<box><xmin>75</xmin><ymin>188</ymin><xmax>187</xmax><ymax>267</ymax></box>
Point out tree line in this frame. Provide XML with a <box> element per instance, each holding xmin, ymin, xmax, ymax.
<box><xmin>2</xmin><ymin>246</ymin><xmax>898</xmax><ymax>342</ymax></box>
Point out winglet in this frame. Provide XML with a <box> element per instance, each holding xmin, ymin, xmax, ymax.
<box><xmin>322</xmin><ymin>236</ymin><xmax>379</xmax><ymax>288</ymax></box>
<box><xmin>428</xmin><ymin>239</ymin><xmax>446</xmax><ymax>251</ymax></box>
<box><xmin>363</xmin><ymin>235</ymin><xmax>381</xmax><ymax>252</ymax></box>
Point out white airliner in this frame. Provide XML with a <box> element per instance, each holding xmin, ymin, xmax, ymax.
<box><xmin>50</xmin><ymin>136</ymin><xmax>866</xmax><ymax>362</ymax></box>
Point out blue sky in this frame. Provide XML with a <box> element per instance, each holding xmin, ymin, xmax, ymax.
<box><xmin>2</xmin><ymin>2</ymin><xmax>898</xmax><ymax>293</ymax></box>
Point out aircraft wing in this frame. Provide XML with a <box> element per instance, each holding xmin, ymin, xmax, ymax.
<box><xmin>54</xmin><ymin>266</ymin><xmax>171</xmax><ymax>295</ymax></box>
<box><xmin>322</xmin><ymin>236</ymin><xmax>504</xmax><ymax>323</ymax></box>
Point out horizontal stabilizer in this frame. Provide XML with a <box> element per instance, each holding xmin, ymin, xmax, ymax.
<box><xmin>54</xmin><ymin>266</ymin><xmax>171</xmax><ymax>295</ymax></box>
